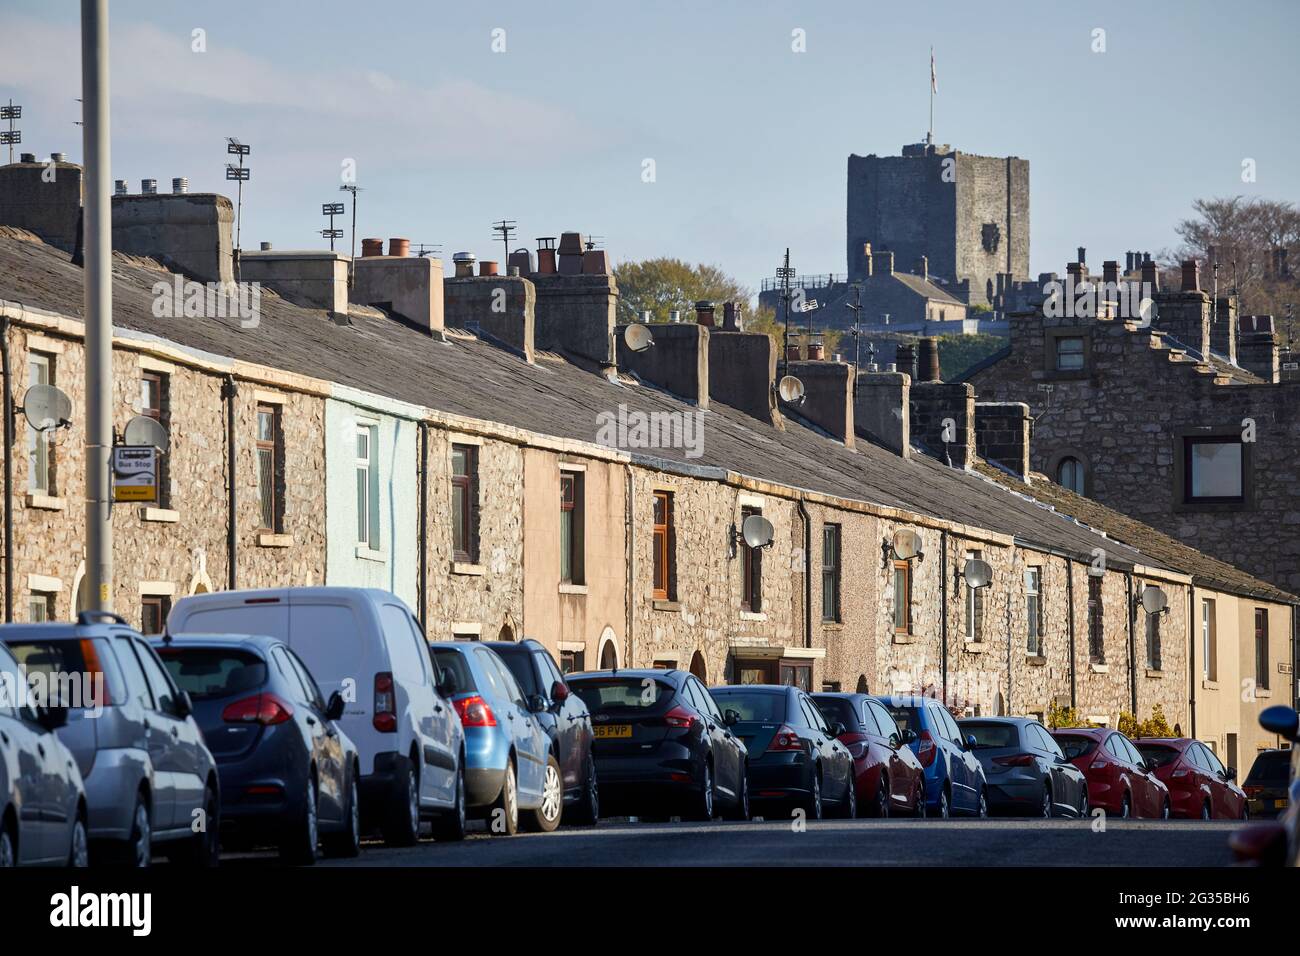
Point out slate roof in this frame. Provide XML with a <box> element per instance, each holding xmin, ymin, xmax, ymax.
<box><xmin>3</xmin><ymin>230</ymin><xmax>1288</xmax><ymax>598</ymax></box>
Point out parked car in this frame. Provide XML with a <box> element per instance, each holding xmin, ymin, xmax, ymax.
<box><xmin>567</xmin><ymin>669</ymin><xmax>748</xmax><ymax>820</ymax></box>
<box><xmin>153</xmin><ymin>634</ymin><xmax>362</xmax><ymax>862</ymax></box>
<box><xmin>169</xmin><ymin>588</ymin><xmax>466</xmax><ymax>845</ymax></box>
<box><xmin>0</xmin><ymin>641</ymin><xmax>89</xmax><ymax>867</ymax></box>
<box><xmin>1134</xmin><ymin>737</ymin><xmax>1246</xmax><ymax>820</ymax></box>
<box><xmin>1242</xmin><ymin>749</ymin><xmax>1292</xmax><ymax>820</ymax></box>
<box><xmin>709</xmin><ymin>683</ymin><xmax>851</xmax><ymax>819</ymax></box>
<box><xmin>959</xmin><ymin>716</ymin><xmax>1089</xmax><ymax>817</ymax></box>
<box><xmin>1051</xmin><ymin>727</ymin><xmax>1169</xmax><ymax>819</ymax></box>
<box><xmin>1230</xmin><ymin>706</ymin><xmax>1298</xmax><ymax>867</ymax></box>
<box><xmin>881</xmin><ymin>696</ymin><xmax>987</xmax><ymax>818</ymax></box>
<box><xmin>430</xmin><ymin>642</ymin><xmax>559</xmax><ymax>835</ymax></box>
<box><xmin>813</xmin><ymin>692</ymin><xmax>925</xmax><ymax>817</ymax></box>
<box><xmin>483</xmin><ymin>639</ymin><xmax>598</xmax><ymax>825</ymax></box>
<box><xmin>2</xmin><ymin>613</ymin><xmax>220</xmax><ymax>866</ymax></box>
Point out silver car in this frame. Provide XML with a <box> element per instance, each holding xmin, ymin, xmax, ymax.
<box><xmin>1</xmin><ymin>612</ymin><xmax>219</xmax><ymax>866</ymax></box>
<box><xmin>0</xmin><ymin>641</ymin><xmax>89</xmax><ymax>866</ymax></box>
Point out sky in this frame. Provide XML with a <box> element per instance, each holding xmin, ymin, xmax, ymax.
<box><xmin>2</xmin><ymin>0</ymin><xmax>1297</xmax><ymax>296</ymax></box>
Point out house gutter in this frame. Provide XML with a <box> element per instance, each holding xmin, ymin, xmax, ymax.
<box><xmin>223</xmin><ymin>374</ymin><xmax>238</xmax><ymax>590</ymax></box>
<box><xmin>1</xmin><ymin>314</ymin><xmax>13</xmax><ymax>621</ymax></box>
<box><xmin>798</xmin><ymin>497</ymin><xmax>812</xmax><ymax>650</ymax></box>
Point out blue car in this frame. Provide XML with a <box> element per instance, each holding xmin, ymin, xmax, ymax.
<box><xmin>877</xmin><ymin>695</ymin><xmax>988</xmax><ymax>818</ymax></box>
<box><xmin>429</xmin><ymin>642</ymin><xmax>560</xmax><ymax>835</ymax></box>
<box><xmin>153</xmin><ymin>634</ymin><xmax>362</xmax><ymax>864</ymax></box>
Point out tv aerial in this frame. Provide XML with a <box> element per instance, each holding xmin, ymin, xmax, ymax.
<box><xmin>19</xmin><ymin>383</ymin><xmax>73</xmax><ymax>432</ymax></box>
<box><xmin>123</xmin><ymin>415</ymin><xmax>170</xmax><ymax>454</ymax></box>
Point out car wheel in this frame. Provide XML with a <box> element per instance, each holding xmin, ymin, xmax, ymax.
<box><xmin>1041</xmin><ymin>784</ymin><xmax>1053</xmax><ymax>819</ymax></box>
<box><xmin>977</xmin><ymin>787</ymin><xmax>989</xmax><ymax>819</ymax></box>
<box><xmin>1162</xmin><ymin>799</ymin><xmax>1171</xmax><ymax>820</ymax></box>
<box><xmin>281</xmin><ymin>776</ymin><xmax>319</xmax><ymax>865</ymax></box>
<box><xmin>171</xmin><ymin>784</ymin><xmax>220</xmax><ymax>867</ymax></box>
<box><xmin>118</xmin><ymin>794</ymin><xmax>152</xmax><ymax>868</ymax></box>
<box><xmin>1241</xmin><ymin>804</ymin><xmax>1249</xmax><ymax>821</ymax></box>
<box><xmin>1120</xmin><ymin>793</ymin><xmax>1132</xmax><ymax>819</ymax></box>
<box><xmin>0</xmin><ymin>819</ymin><xmax>14</xmax><ymax>867</ymax></box>
<box><xmin>935</xmin><ymin>785</ymin><xmax>950</xmax><ymax>820</ymax></box>
<box><xmin>912</xmin><ymin>780</ymin><xmax>927</xmax><ymax>818</ymax></box>
<box><xmin>727</xmin><ymin>764</ymin><xmax>750</xmax><ymax>821</ymax></box>
<box><xmin>67</xmin><ymin>812</ymin><xmax>89</xmax><ymax>868</ymax></box>
<box><xmin>691</xmin><ymin>760</ymin><xmax>715</xmax><ymax>822</ymax></box>
<box><xmin>491</xmin><ymin>760</ymin><xmax>520</xmax><ymax>836</ymax></box>
<box><xmin>804</xmin><ymin>769</ymin><xmax>823</xmax><ymax>820</ymax></box>
<box><xmin>526</xmin><ymin>756</ymin><xmax>564</xmax><ymax>833</ymax></box>
<box><xmin>324</xmin><ymin>768</ymin><xmax>362</xmax><ymax>858</ymax></box>
<box><xmin>567</xmin><ymin>754</ymin><xmax>600</xmax><ymax>826</ymax></box>
<box><xmin>431</xmin><ymin>761</ymin><xmax>468</xmax><ymax>842</ymax></box>
<box><xmin>382</xmin><ymin>758</ymin><xmax>421</xmax><ymax>847</ymax></box>
<box><xmin>1201</xmin><ymin>800</ymin><xmax>1211</xmax><ymax>821</ymax></box>
<box><xmin>1078</xmin><ymin>788</ymin><xmax>1089</xmax><ymax>819</ymax></box>
<box><xmin>872</xmin><ymin>774</ymin><xmax>889</xmax><ymax>819</ymax></box>
<box><xmin>837</xmin><ymin>772</ymin><xmax>858</xmax><ymax>820</ymax></box>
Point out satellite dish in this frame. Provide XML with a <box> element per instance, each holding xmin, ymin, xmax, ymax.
<box><xmin>741</xmin><ymin>513</ymin><xmax>775</xmax><ymax>549</ymax></box>
<box><xmin>778</xmin><ymin>375</ymin><xmax>805</xmax><ymax>404</ymax></box>
<box><xmin>20</xmin><ymin>383</ymin><xmax>73</xmax><ymax>431</ymax></box>
<box><xmin>892</xmin><ymin>528</ymin><xmax>923</xmax><ymax>561</ymax></box>
<box><xmin>963</xmin><ymin>558</ymin><xmax>992</xmax><ymax>589</ymax></box>
<box><xmin>624</xmin><ymin>324</ymin><xmax>654</xmax><ymax>353</ymax></box>
<box><xmin>124</xmin><ymin>415</ymin><xmax>170</xmax><ymax>453</ymax></box>
<box><xmin>1140</xmin><ymin>585</ymin><xmax>1168</xmax><ymax>616</ymax></box>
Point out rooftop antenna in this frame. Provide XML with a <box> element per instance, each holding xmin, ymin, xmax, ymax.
<box><xmin>321</xmin><ymin>202</ymin><xmax>345</xmax><ymax>251</ymax></box>
<box><xmin>584</xmin><ymin>236</ymin><xmax>604</xmax><ymax>251</ymax></box>
<box><xmin>1</xmin><ymin>100</ymin><xmax>21</xmax><ymax>165</ymax></box>
<box><xmin>412</xmin><ymin>243</ymin><xmax>442</xmax><ymax>258</ymax></box>
<box><xmin>73</xmin><ymin>98</ymin><xmax>82</xmax><ymax>128</ymax></box>
<box><xmin>225</xmin><ymin>137</ymin><xmax>251</xmax><ymax>279</ymax></box>
<box><xmin>340</xmin><ymin>184</ymin><xmax>363</xmax><ymax>286</ymax></box>
<box><xmin>928</xmin><ymin>47</ymin><xmax>937</xmax><ymax>146</ymax></box>
<box><xmin>491</xmin><ymin>219</ymin><xmax>516</xmax><ymax>269</ymax></box>
<box><xmin>776</xmin><ymin>248</ymin><xmax>796</xmax><ymax>375</ymax></box>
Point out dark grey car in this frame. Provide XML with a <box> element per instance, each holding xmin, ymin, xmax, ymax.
<box><xmin>958</xmin><ymin>716</ymin><xmax>1088</xmax><ymax>818</ymax></box>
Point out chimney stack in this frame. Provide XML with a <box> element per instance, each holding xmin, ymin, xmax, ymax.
<box><xmin>854</xmin><ymin>369</ymin><xmax>910</xmax><ymax>457</ymax></box>
<box><xmin>708</xmin><ymin>329</ymin><xmax>781</xmax><ymax>426</ymax></box>
<box><xmin>1181</xmin><ymin>259</ymin><xmax>1200</xmax><ymax>292</ymax></box>
<box><xmin>860</xmin><ymin>242</ymin><xmax>873</xmax><ymax>278</ymax></box>
<box><xmin>1103</xmin><ymin>260</ymin><xmax>1120</xmax><ymax>284</ymax></box>
<box><xmin>871</xmin><ymin>249</ymin><xmax>895</xmax><ymax>276</ymax></box>
<box><xmin>975</xmin><ymin>402</ymin><xmax>1032</xmax><ymax>481</ymax></box>
<box><xmin>910</xmin><ymin>381</ymin><xmax>976</xmax><ymax>469</ymax></box>
<box><xmin>617</xmin><ymin>322</ymin><xmax>708</xmax><ymax>407</ymax></box>
<box><xmin>785</xmin><ymin>359</ymin><xmax>854</xmax><ymax>446</ymax></box>
<box><xmin>915</xmin><ymin>255</ymin><xmax>928</xmax><ymax>281</ymax></box>
<box><xmin>722</xmin><ymin>301</ymin><xmax>742</xmax><ymax>331</ymax></box>
<box><xmin>895</xmin><ymin>342</ymin><xmax>916</xmax><ymax>380</ymax></box>
<box><xmin>1239</xmin><ymin>315</ymin><xmax>1280</xmax><ymax>382</ymax></box>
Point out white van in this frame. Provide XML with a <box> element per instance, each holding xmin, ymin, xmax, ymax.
<box><xmin>169</xmin><ymin>587</ymin><xmax>466</xmax><ymax>845</ymax></box>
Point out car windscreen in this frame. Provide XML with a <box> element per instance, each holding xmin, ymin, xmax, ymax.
<box><xmin>5</xmin><ymin>637</ymin><xmax>113</xmax><ymax>709</ymax></box>
<box><xmin>1244</xmin><ymin>750</ymin><xmax>1291</xmax><ymax>786</ymax></box>
<box><xmin>707</xmin><ymin>689</ymin><xmax>786</xmax><ymax>722</ymax></box>
<box><xmin>1054</xmin><ymin>734</ymin><xmax>1097</xmax><ymax>760</ymax></box>
<box><xmin>1134</xmin><ymin>743</ymin><xmax>1180</xmax><ymax>769</ymax></box>
<box><xmin>156</xmin><ymin>646</ymin><xmax>267</xmax><ymax>700</ymax></box>
<box><xmin>430</xmin><ymin>647</ymin><xmax>477</xmax><ymax>696</ymax></box>
<box><xmin>961</xmin><ymin>722</ymin><xmax>1020</xmax><ymax>749</ymax></box>
<box><xmin>569</xmin><ymin>677</ymin><xmax>675</xmax><ymax>714</ymax></box>
<box><xmin>813</xmin><ymin>697</ymin><xmax>855</xmax><ymax>730</ymax></box>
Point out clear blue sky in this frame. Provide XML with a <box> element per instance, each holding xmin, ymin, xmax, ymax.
<box><xmin>3</xmin><ymin>0</ymin><xmax>1296</xmax><ymax>295</ymax></box>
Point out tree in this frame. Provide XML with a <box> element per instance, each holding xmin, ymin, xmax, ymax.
<box><xmin>612</xmin><ymin>258</ymin><xmax>755</xmax><ymax>324</ymax></box>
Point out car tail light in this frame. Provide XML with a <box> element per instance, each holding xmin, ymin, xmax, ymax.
<box><xmin>79</xmin><ymin>638</ymin><xmax>112</xmax><ymax>707</ymax></box>
<box><xmin>1243</xmin><ymin>785</ymin><xmax>1262</xmax><ymax>797</ymax></box>
<box><xmin>374</xmin><ymin>672</ymin><xmax>396</xmax><ymax>733</ymax></box>
<box><xmin>222</xmin><ymin>693</ymin><xmax>293</xmax><ymax>725</ymax></box>
<box><xmin>662</xmin><ymin>705</ymin><xmax>697</xmax><ymax>730</ymax></box>
<box><xmin>994</xmin><ymin>753</ymin><xmax>1035</xmax><ymax>767</ymax></box>
<box><xmin>454</xmin><ymin>694</ymin><xmax>497</xmax><ymax>727</ymax></box>
<box><xmin>1171</xmin><ymin>767</ymin><xmax>1190</xmax><ymax>778</ymax></box>
<box><xmin>916</xmin><ymin>730</ymin><xmax>937</xmax><ymax>768</ymax></box>
<box><xmin>1090</xmin><ymin>754</ymin><xmax>1108</xmax><ymax>770</ymax></box>
<box><xmin>767</xmin><ymin>725</ymin><xmax>805</xmax><ymax>753</ymax></box>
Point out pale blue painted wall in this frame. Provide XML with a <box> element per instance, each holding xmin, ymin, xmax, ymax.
<box><xmin>324</xmin><ymin>389</ymin><xmax>420</xmax><ymax>607</ymax></box>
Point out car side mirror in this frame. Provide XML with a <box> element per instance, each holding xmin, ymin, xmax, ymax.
<box><xmin>527</xmin><ymin>694</ymin><xmax>548</xmax><ymax>714</ymax></box>
<box><xmin>173</xmin><ymin>690</ymin><xmax>193</xmax><ymax>719</ymax></box>
<box><xmin>550</xmin><ymin>680</ymin><xmax>570</xmax><ymax>703</ymax></box>
<box><xmin>901</xmin><ymin>729</ymin><xmax>917</xmax><ymax>745</ymax></box>
<box><xmin>35</xmin><ymin>705</ymin><xmax>69</xmax><ymax>732</ymax></box>
<box><xmin>1225</xmin><ymin>767</ymin><xmax>1237</xmax><ymax>781</ymax></box>
<box><xmin>965</xmin><ymin>734</ymin><xmax>978</xmax><ymax>750</ymax></box>
<box><xmin>830</xmin><ymin>721</ymin><xmax>847</xmax><ymax>738</ymax></box>
<box><xmin>437</xmin><ymin>671</ymin><xmax>459</xmax><ymax>697</ymax></box>
<box><xmin>723</xmin><ymin>709</ymin><xmax>740</xmax><ymax>727</ymax></box>
<box><xmin>1259</xmin><ymin>705</ymin><xmax>1299</xmax><ymax>743</ymax></box>
<box><xmin>326</xmin><ymin>691</ymin><xmax>345</xmax><ymax>722</ymax></box>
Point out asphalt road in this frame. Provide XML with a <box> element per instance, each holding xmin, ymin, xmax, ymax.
<box><xmin>264</xmin><ymin>816</ymin><xmax>1243</xmax><ymax>867</ymax></box>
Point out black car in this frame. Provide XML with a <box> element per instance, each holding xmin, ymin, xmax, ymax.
<box><xmin>154</xmin><ymin>634</ymin><xmax>362</xmax><ymax>863</ymax></box>
<box><xmin>566</xmin><ymin>669</ymin><xmax>749</xmax><ymax>820</ymax></box>
<box><xmin>958</xmin><ymin>716</ymin><xmax>1089</xmax><ymax>818</ymax></box>
<box><xmin>708</xmin><ymin>684</ymin><xmax>855</xmax><ymax>820</ymax></box>
<box><xmin>485</xmin><ymin>639</ymin><xmax>599</xmax><ymax>824</ymax></box>
<box><xmin>1243</xmin><ymin>749</ymin><xmax>1292</xmax><ymax>820</ymax></box>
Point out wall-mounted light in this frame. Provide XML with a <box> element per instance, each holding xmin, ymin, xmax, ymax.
<box><xmin>729</xmin><ymin>513</ymin><xmax>775</xmax><ymax>559</ymax></box>
<box><xmin>1135</xmin><ymin>584</ymin><xmax>1169</xmax><ymax>618</ymax></box>
<box><xmin>881</xmin><ymin>528</ymin><xmax>925</xmax><ymax>568</ymax></box>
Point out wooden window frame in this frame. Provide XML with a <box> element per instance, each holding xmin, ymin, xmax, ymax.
<box><xmin>560</xmin><ymin>470</ymin><xmax>585</xmax><ymax>585</ymax></box>
<box><xmin>27</xmin><ymin>352</ymin><xmax>54</xmax><ymax>495</ymax></box>
<box><xmin>140</xmin><ymin>371</ymin><xmax>169</xmax><ymax>507</ymax></box>
<box><xmin>741</xmin><ymin>506</ymin><xmax>763</xmax><ymax>613</ymax></box>
<box><xmin>141</xmin><ymin>595</ymin><xmax>170</xmax><ymax>636</ymax></box>
<box><xmin>1087</xmin><ymin>574</ymin><xmax>1105</xmax><ymax>663</ymax></box>
<box><xmin>1254</xmin><ymin>608</ymin><xmax>1270</xmax><ymax>690</ymax></box>
<box><xmin>1026</xmin><ymin>566</ymin><xmax>1043</xmax><ymax>655</ymax></box>
<box><xmin>451</xmin><ymin>444</ymin><xmax>479</xmax><ymax>564</ymax></box>
<box><xmin>255</xmin><ymin>403</ymin><xmax>283</xmax><ymax>532</ymax></box>
<box><xmin>652</xmin><ymin>490</ymin><xmax>675</xmax><ymax>601</ymax></box>
<box><xmin>821</xmin><ymin>523</ymin><xmax>841</xmax><ymax>623</ymax></box>
<box><xmin>893</xmin><ymin>560</ymin><xmax>912</xmax><ymax>635</ymax></box>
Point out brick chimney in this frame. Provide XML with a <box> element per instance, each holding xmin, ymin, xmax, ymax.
<box><xmin>854</xmin><ymin>370</ymin><xmax>910</xmax><ymax>458</ymax></box>
<box><xmin>708</xmin><ymin>330</ymin><xmax>781</xmax><ymax>427</ymax></box>
<box><xmin>1239</xmin><ymin>315</ymin><xmax>1279</xmax><ymax>382</ymax></box>
<box><xmin>785</xmin><ymin>360</ymin><xmax>854</xmax><ymax>446</ymax></box>
<box><xmin>1140</xmin><ymin>258</ymin><xmax>1159</xmax><ymax>292</ymax></box>
<box><xmin>975</xmin><ymin>402</ymin><xmax>1031</xmax><ymax>480</ymax></box>
<box><xmin>1210</xmin><ymin>295</ymin><xmax>1237</xmax><ymax>364</ymax></box>
<box><xmin>871</xmin><ymin>249</ymin><xmax>895</xmax><ymax>277</ymax></box>
<box><xmin>616</xmin><ymin>322</ymin><xmax>708</xmax><ymax>407</ymax></box>
<box><xmin>0</xmin><ymin>160</ymin><xmax>84</xmax><ymax>255</ymax></box>
<box><xmin>1153</xmin><ymin>266</ymin><xmax>1210</xmax><ymax>358</ymax></box>
<box><xmin>532</xmin><ymin>272</ymin><xmax>619</xmax><ymax>366</ymax></box>
<box><xmin>910</xmin><ymin>381</ymin><xmax>976</xmax><ymax>469</ymax></box>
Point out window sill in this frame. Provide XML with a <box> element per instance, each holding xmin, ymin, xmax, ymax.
<box><xmin>1026</xmin><ymin>655</ymin><xmax>1047</xmax><ymax>667</ymax></box>
<box><xmin>964</xmin><ymin>641</ymin><xmax>988</xmax><ymax>654</ymax></box>
<box><xmin>652</xmin><ymin>599</ymin><xmax>681</xmax><ymax>613</ymax></box>
<box><xmin>1145</xmin><ymin>668</ymin><xmax>1163</xmax><ymax>679</ymax></box>
<box><xmin>820</xmin><ymin>621</ymin><xmax>844</xmax><ymax>631</ymax></box>
<box><xmin>355</xmin><ymin>546</ymin><xmax>386</xmax><ymax>563</ymax></box>
<box><xmin>142</xmin><ymin>507</ymin><xmax>179</xmax><ymax>523</ymax></box>
<box><xmin>1255</xmin><ymin>688</ymin><xmax>1272</xmax><ymax>699</ymax></box>
<box><xmin>1088</xmin><ymin>662</ymin><xmax>1109</xmax><ymax>674</ymax></box>
<box><xmin>1201</xmin><ymin>679</ymin><xmax>1219</xmax><ymax>691</ymax></box>
<box><xmin>892</xmin><ymin>632</ymin><xmax>915</xmax><ymax>645</ymax></box>
<box><xmin>25</xmin><ymin>494</ymin><xmax>65</xmax><ymax>511</ymax></box>
<box><xmin>257</xmin><ymin>532</ymin><xmax>293</xmax><ymax>548</ymax></box>
<box><xmin>451</xmin><ymin>562</ymin><xmax>484</xmax><ymax>576</ymax></box>
<box><xmin>559</xmin><ymin>582</ymin><xmax>588</xmax><ymax>596</ymax></box>
<box><xmin>740</xmin><ymin>611</ymin><xmax>766</xmax><ymax>622</ymax></box>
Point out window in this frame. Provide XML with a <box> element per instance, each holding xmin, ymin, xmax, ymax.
<box><xmin>1057</xmin><ymin>457</ymin><xmax>1085</xmax><ymax>495</ymax></box>
<box><xmin>1145</xmin><ymin>601</ymin><xmax>1161</xmax><ymax>670</ymax></box>
<box><xmin>140</xmin><ymin>595</ymin><xmax>170</xmax><ymax>636</ymax></box>
<box><xmin>141</xmin><ymin>371</ymin><xmax>169</xmax><ymax>506</ymax></box>
<box><xmin>1055</xmin><ymin>336</ymin><xmax>1085</xmax><ymax>371</ymax></box>
<box><xmin>652</xmin><ymin>491</ymin><xmax>675</xmax><ymax>600</ymax></box>
<box><xmin>27</xmin><ymin>591</ymin><xmax>54</xmax><ymax>623</ymax></box>
<box><xmin>1184</xmin><ymin>437</ymin><xmax>1244</xmax><ymax>503</ymax></box>
<box><xmin>1201</xmin><ymin>598</ymin><xmax>1217</xmax><ymax>681</ymax></box>
<box><xmin>27</xmin><ymin>353</ymin><xmax>54</xmax><ymax>494</ymax></box>
<box><xmin>1025</xmin><ymin>567</ymin><xmax>1043</xmax><ymax>655</ymax></box>
<box><xmin>559</xmin><ymin>648</ymin><xmax>584</xmax><ymax>674</ymax></box>
<box><xmin>893</xmin><ymin>560</ymin><xmax>911</xmax><ymax>634</ymax></box>
<box><xmin>781</xmin><ymin>663</ymin><xmax>811</xmax><ymax>691</ymax></box>
<box><xmin>1087</xmin><ymin>574</ymin><xmax>1104</xmax><ymax>663</ymax></box>
<box><xmin>355</xmin><ymin>424</ymin><xmax>380</xmax><ymax>548</ymax></box>
<box><xmin>740</xmin><ymin>506</ymin><xmax>763</xmax><ymax>613</ymax></box>
<box><xmin>451</xmin><ymin>444</ymin><xmax>478</xmax><ymax>563</ymax></box>
<box><xmin>964</xmin><ymin>549</ymin><xmax>985</xmax><ymax>641</ymax></box>
<box><xmin>560</xmin><ymin>470</ymin><xmax>585</xmax><ymax>584</ymax></box>
<box><xmin>256</xmin><ymin>403</ymin><xmax>282</xmax><ymax>531</ymax></box>
<box><xmin>1254</xmin><ymin>609</ymin><xmax>1269</xmax><ymax>691</ymax></box>
<box><xmin>821</xmin><ymin>524</ymin><xmax>841</xmax><ymax>622</ymax></box>
<box><xmin>133</xmin><ymin>640</ymin><xmax>179</xmax><ymax>716</ymax></box>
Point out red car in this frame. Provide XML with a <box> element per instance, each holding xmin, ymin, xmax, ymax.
<box><xmin>1051</xmin><ymin>728</ymin><xmax>1170</xmax><ymax>818</ymax></box>
<box><xmin>813</xmin><ymin>692</ymin><xmax>926</xmax><ymax>817</ymax></box>
<box><xmin>1134</xmin><ymin>737</ymin><xmax>1248</xmax><ymax>820</ymax></box>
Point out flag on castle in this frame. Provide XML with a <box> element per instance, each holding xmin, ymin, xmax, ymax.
<box><xmin>931</xmin><ymin>47</ymin><xmax>938</xmax><ymax>94</ymax></box>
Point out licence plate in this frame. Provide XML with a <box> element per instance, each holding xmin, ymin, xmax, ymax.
<box><xmin>1277</xmin><ymin>799</ymin><xmax>1290</xmax><ymax>809</ymax></box>
<box><xmin>594</xmin><ymin>724</ymin><xmax>632</xmax><ymax>739</ymax></box>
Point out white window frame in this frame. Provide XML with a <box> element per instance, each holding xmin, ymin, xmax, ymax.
<box><xmin>355</xmin><ymin>422</ymin><xmax>379</xmax><ymax>548</ymax></box>
<box><xmin>27</xmin><ymin>353</ymin><xmax>53</xmax><ymax>494</ymax></box>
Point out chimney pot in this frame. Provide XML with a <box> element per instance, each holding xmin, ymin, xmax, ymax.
<box><xmin>722</xmin><ymin>301</ymin><xmax>743</xmax><ymax>331</ymax></box>
<box><xmin>451</xmin><ymin>251</ymin><xmax>476</xmax><ymax>277</ymax></box>
<box><xmin>1181</xmin><ymin>259</ymin><xmax>1200</xmax><ymax>292</ymax></box>
<box><xmin>361</xmin><ymin>238</ymin><xmax>385</xmax><ymax>258</ymax></box>
<box><xmin>388</xmin><ymin>237</ymin><xmax>410</xmax><ymax>258</ymax></box>
<box><xmin>171</xmin><ymin>177</ymin><xmax>188</xmax><ymax>194</ymax></box>
<box><xmin>1140</xmin><ymin>258</ymin><xmax>1159</xmax><ymax>291</ymax></box>
<box><xmin>914</xmin><ymin>255</ymin><xmax>928</xmax><ymax>281</ymax></box>
<box><xmin>807</xmin><ymin>340</ymin><xmax>825</xmax><ymax>361</ymax></box>
<box><xmin>916</xmin><ymin>336</ymin><xmax>941</xmax><ymax>382</ymax></box>
<box><xmin>114</xmin><ymin>179</ymin><xmax>128</xmax><ymax>196</ymax></box>
<box><xmin>141</xmin><ymin>178</ymin><xmax>157</xmax><ymax>194</ymax></box>
<box><xmin>1077</xmin><ymin>246</ymin><xmax>1086</xmax><ymax>264</ymax></box>
<box><xmin>479</xmin><ymin>260</ymin><xmax>498</xmax><ymax>277</ymax></box>
<box><xmin>535</xmin><ymin>237</ymin><xmax>557</xmax><ymax>275</ymax></box>
<box><xmin>19</xmin><ymin>152</ymin><xmax>35</xmax><ymax>163</ymax></box>
<box><xmin>1103</xmin><ymin>260</ymin><xmax>1119</xmax><ymax>284</ymax></box>
<box><xmin>787</xmin><ymin>343</ymin><xmax>803</xmax><ymax>362</ymax></box>
<box><xmin>50</xmin><ymin>152</ymin><xmax>66</xmax><ymax>163</ymax></box>
<box><xmin>259</xmin><ymin>241</ymin><xmax>272</xmax><ymax>251</ymax></box>
<box><xmin>695</xmin><ymin>300</ymin><xmax>716</xmax><ymax>327</ymax></box>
